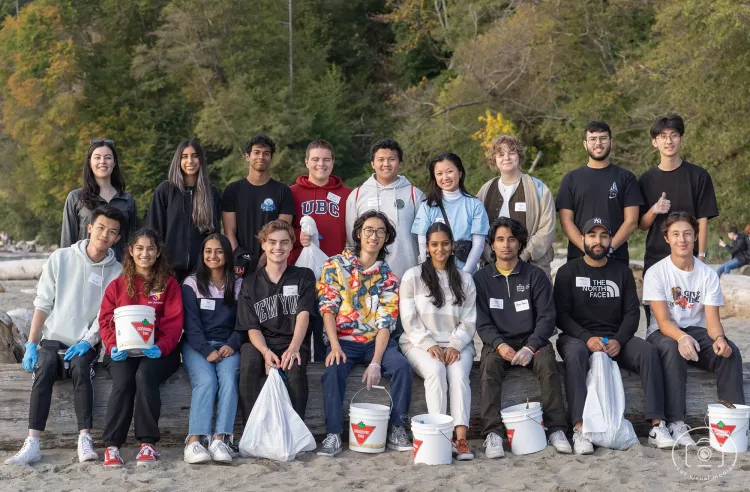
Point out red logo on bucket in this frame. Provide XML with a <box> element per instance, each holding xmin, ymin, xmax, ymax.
<box><xmin>507</xmin><ymin>429</ymin><xmax>515</xmax><ymax>447</ymax></box>
<box><xmin>351</xmin><ymin>421</ymin><xmax>376</xmax><ymax>445</ymax></box>
<box><xmin>413</xmin><ymin>439</ymin><xmax>422</xmax><ymax>458</ymax></box>
<box><xmin>710</xmin><ymin>421</ymin><xmax>736</xmax><ymax>447</ymax></box>
<box><xmin>132</xmin><ymin>319</ymin><xmax>154</xmax><ymax>343</ymax></box>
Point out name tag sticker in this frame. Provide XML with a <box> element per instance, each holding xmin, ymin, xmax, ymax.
<box><xmin>367</xmin><ymin>197</ymin><xmax>380</xmax><ymax>208</ymax></box>
<box><xmin>435</xmin><ymin>217</ymin><xmax>445</xmax><ymax>224</ymax></box>
<box><xmin>575</xmin><ymin>277</ymin><xmax>591</xmax><ymax>288</ymax></box>
<box><xmin>327</xmin><ymin>192</ymin><xmax>341</xmax><ymax>204</ymax></box>
<box><xmin>366</xmin><ymin>295</ymin><xmax>380</xmax><ymax>312</ymax></box>
<box><xmin>283</xmin><ymin>285</ymin><xmax>298</xmax><ymax>296</ymax></box>
<box><xmin>88</xmin><ymin>272</ymin><xmax>103</xmax><ymax>287</ymax></box>
<box><xmin>200</xmin><ymin>299</ymin><xmax>216</xmax><ymax>310</ymax></box>
<box><xmin>514</xmin><ymin>202</ymin><xmax>527</xmax><ymax>212</ymax></box>
<box><xmin>514</xmin><ymin>299</ymin><xmax>530</xmax><ymax>312</ymax></box>
<box><xmin>489</xmin><ymin>298</ymin><xmax>504</xmax><ymax>309</ymax></box>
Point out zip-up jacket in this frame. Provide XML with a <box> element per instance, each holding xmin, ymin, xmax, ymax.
<box><xmin>724</xmin><ymin>232</ymin><xmax>750</xmax><ymax>265</ymax></box>
<box><xmin>182</xmin><ymin>275</ymin><xmax>243</xmax><ymax>357</ymax></box>
<box><xmin>33</xmin><ymin>240</ymin><xmax>122</xmax><ymax>347</ymax></box>
<box><xmin>473</xmin><ymin>260</ymin><xmax>556</xmax><ymax>351</ymax></box>
<box><xmin>146</xmin><ymin>181</ymin><xmax>222</xmax><ymax>274</ymax></box>
<box><xmin>99</xmin><ymin>275</ymin><xmax>183</xmax><ymax>356</ymax></box>
<box><xmin>289</xmin><ymin>175</ymin><xmax>351</xmax><ymax>264</ymax></box>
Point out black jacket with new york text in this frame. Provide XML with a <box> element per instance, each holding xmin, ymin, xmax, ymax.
<box><xmin>473</xmin><ymin>260</ymin><xmax>556</xmax><ymax>351</ymax></box>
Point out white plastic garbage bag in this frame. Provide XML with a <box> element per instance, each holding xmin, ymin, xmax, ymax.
<box><xmin>295</xmin><ymin>215</ymin><xmax>328</xmax><ymax>279</ymax></box>
<box><xmin>581</xmin><ymin>352</ymin><xmax>639</xmax><ymax>450</ymax></box>
<box><xmin>239</xmin><ymin>368</ymin><xmax>316</xmax><ymax>461</ymax></box>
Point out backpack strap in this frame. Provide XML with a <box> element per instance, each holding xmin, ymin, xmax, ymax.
<box><xmin>411</xmin><ymin>185</ymin><xmax>415</xmax><ymax>206</ymax></box>
<box><xmin>531</xmin><ymin>176</ymin><xmax>544</xmax><ymax>201</ymax></box>
<box><xmin>355</xmin><ymin>187</ymin><xmax>360</xmax><ymax>203</ymax></box>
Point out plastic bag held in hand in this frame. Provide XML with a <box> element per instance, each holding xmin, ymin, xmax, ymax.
<box><xmin>295</xmin><ymin>216</ymin><xmax>329</xmax><ymax>280</ymax></box>
<box><xmin>581</xmin><ymin>352</ymin><xmax>639</xmax><ymax>450</ymax></box>
<box><xmin>239</xmin><ymin>368</ymin><xmax>316</xmax><ymax>461</ymax></box>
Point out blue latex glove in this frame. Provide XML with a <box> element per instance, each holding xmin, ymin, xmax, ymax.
<box><xmin>142</xmin><ymin>345</ymin><xmax>162</xmax><ymax>359</ymax></box>
<box><xmin>22</xmin><ymin>342</ymin><xmax>37</xmax><ymax>372</ymax></box>
<box><xmin>64</xmin><ymin>341</ymin><xmax>91</xmax><ymax>361</ymax></box>
<box><xmin>110</xmin><ymin>347</ymin><xmax>128</xmax><ymax>362</ymax></box>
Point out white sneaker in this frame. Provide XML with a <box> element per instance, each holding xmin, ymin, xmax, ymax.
<box><xmin>183</xmin><ymin>441</ymin><xmax>211</xmax><ymax>464</ymax></box>
<box><xmin>77</xmin><ymin>433</ymin><xmax>98</xmax><ymax>462</ymax></box>
<box><xmin>548</xmin><ymin>430</ymin><xmax>573</xmax><ymax>454</ymax></box>
<box><xmin>4</xmin><ymin>436</ymin><xmax>41</xmax><ymax>465</ymax></box>
<box><xmin>572</xmin><ymin>428</ymin><xmax>594</xmax><ymax>455</ymax></box>
<box><xmin>648</xmin><ymin>421</ymin><xmax>676</xmax><ymax>449</ymax></box>
<box><xmin>668</xmin><ymin>421</ymin><xmax>696</xmax><ymax>447</ymax></box>
<box><xmin>208</xmin><ymin>439</ymin><xmax>233</xmax><ymax>463</ymax></box>
<box><xmin>484</xmin><ymin>432</ymin><xmax>505</xmax><ymax>459</ymax></box>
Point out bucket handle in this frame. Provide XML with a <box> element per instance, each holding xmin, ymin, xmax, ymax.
<box><xmin>351</xmin><ymin>385</ymin><xmax>393</xmax><ymax>413</ymax></box>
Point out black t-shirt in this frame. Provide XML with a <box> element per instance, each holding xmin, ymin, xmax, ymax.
<box><xmin>556</xmin><ymin>164</ymin><xmax>643</xmax><ymax>262</ymax></box>
<box><xmin>553</xmin><ymin>257</ymin><xmax>640</xmax><ymax>345</ymax></box>
<box><xmin>638</xmin><ymin>161</ymin><xmax>718</xmax><ymax>271</ymax></box>
<box><xmin>236</xmin><ymin>265</ymin><xmax>316</xmax><ymax>348</ymax></box>
<box><xmin>221</xmin><ymin>178</ymin><xmax>295</xmax><ymax>258</ymax></box>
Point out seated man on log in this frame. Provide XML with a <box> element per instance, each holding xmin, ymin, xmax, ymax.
<box><xmin>316</xmin><ymin>210</ymin><xmax>413</xmax><ymax>457</ymax></box>
<box><xmin>6</xmin><ymin>206</ymin><xmax>125</xmax><ymax>465</ymax></box>
<box><xmin>644</xmin><ymin>211</ymin><xmax>745</xmax><ymax>446</ymax></box>
<box><xmin>236</xmin><ymin>220</ymin><xmax>316</xmax><ymax>423</ymax></box>
<box><xmin>474</xmin><ymin>217</ymin><xmax>571</xmax><ymax>458</ymax></box>
<box><xmin>554</xmin><ymin>217</ymin><xmax>675</xmax><ymax>454</ymax></box>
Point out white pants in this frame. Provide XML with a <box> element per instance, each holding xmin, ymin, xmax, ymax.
<box><xmin>404</xmin><ymin>345</ymin><xmax>475</xmax><ymax>427</ymax></box>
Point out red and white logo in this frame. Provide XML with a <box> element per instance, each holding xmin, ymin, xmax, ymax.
<box><xmin>710</xmin><ymin>421</ymin><xmax>736</xmax><ymax>447</ymax></box>
<box><xmin>351</xmin><ymin>422</ymin><xmax>376</xmax><ymax>445</ymax></box>
<box><xmin>132</xmin><ymin>318</ymin><xmax>154</xmax><ymax>343</ymax></box>
<box><xmin>507</xmin><ymin>429</ymin><xmax>515</xmax><ymax>447</ymax></box>
<box><xmin>413</xmin><ymin>439</ymin><xmax>423</xmax><ymax>458</ymax></box>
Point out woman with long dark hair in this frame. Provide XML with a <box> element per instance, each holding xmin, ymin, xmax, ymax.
<box><xmin>61</xmin><ymin>139</ymin><xmax>137</xmax><ymax>260</ymax></box>
<box><xmin>98</xmin><ymin>228</ymin><xmax>184</xmax><ymax>467</ymax></box>
<box><xmin>411</xmin><ymin>152</ymin><xmax>489</xmax><ymax>273</ymax></box>
<box><xmin>399</xmin><ymin>222</ymin><xmax>477</xmax><ymax>460</ymax></box>
<box><xmin>147</xmin><ymin>139</ymin><xmax>222</xmax><ymax>282</ymax></box>
<box><xmin>181</xmin><ymin>233</ymin><xmax>242</xmax><ymax>464</ymax></box>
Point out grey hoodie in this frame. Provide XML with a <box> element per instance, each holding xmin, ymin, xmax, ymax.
<box><xmin>345</xmin><ymin>175</ymin><xmax>425</xmax><ymax>279</ymax></box>
<box><xmin>34</xmin><ymin>239</ymin><xmax>123</xmax><ymax>347</ymax></box>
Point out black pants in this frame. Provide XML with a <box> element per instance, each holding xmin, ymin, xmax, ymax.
<box><xmin>556</xmin><ymin>334</ymin><xmax>665</xmax><ymax>424</ymax></box>
<box><xmin>648</xmin><ymin>326</ymin><xmax>745</xmax><ymax>421</ymax></box>
<box><xmin>310</xmin><ymin>315</ymin><xmax>328</xmax><ymax>362</ymax></box>
<box><xmin>102</xmin><ymin>347</ymin><xmax>181</xmax><ymax>448</ymax></box>
<box><xmin>29</xmin><ymin>340</ymin><xmax>98</xmax><ymax>431</ymax></box>
<box><xmin>479</xmin><ymin>343</ymin><xmax>567</xmax><ymax>437</ymax></box>
<box><xmin>239</xmin><ymin>342</ymin><xmax>309</xmax><ymax>423</ymax></box>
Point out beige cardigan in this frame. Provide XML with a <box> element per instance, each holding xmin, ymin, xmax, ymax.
<box><xmin>476</xmin><ymin>173</ymin><xmax>556</xmax><ymax>278</ymax></box>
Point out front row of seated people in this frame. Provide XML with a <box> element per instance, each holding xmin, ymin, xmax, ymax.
<box><xmin>6</xmin><ymin>206</ymin><xmax>744</xmax><ymax>466</ymax></box>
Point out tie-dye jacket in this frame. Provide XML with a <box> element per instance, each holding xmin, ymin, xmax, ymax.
<box><xmin>317</xmin><ymin>247</ymin><xmax>399</xmax><ymax>343</ymax></box>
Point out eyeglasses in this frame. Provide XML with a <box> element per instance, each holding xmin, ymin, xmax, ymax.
<box><xmin>91</xmin><ymin>139</ymin><xmax>115</xmax><ymax>145</ymax></box>
<box><xmin>656</xmin><ymin>133</ymin><xmax>680</xmax><ymax>142</ymax></box>
<box><xmin>362</xmin><ymin>228</ymin><xmax>387</xmax><ymax>238</ymax></box>
<box><xmin>586</xmin><ymin>136</ymin><xmax>610</xmax><ymax>144</ymax></box>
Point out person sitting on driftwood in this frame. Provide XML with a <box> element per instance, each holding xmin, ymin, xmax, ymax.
<box><xmin>6</xmin><ymin>206</ymin><xmax>125</xmax><ymax>466</ymax></box>
<box><xmin>643</xmin><ymin>211</ymin><xmax>745</xmax><ymax>446</ymax></box>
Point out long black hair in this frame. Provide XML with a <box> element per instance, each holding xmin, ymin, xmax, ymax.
<box><xmin>421</xmin><ymin>222</ymin><xmax>466</xmax><ymax>308</ymax></box>
<box><xmin>424</xmin><ymin>152</ymin><xmax>472</xmax><ymax>207</ymax></box>
<box><xmin>352</xmin><ymin>210</ymin><xmax>396</xmax><ymax>262</ymax></box>
<box><xmin>80</xmin><ymin>140</ymin><xmax>126</xmax><ymax>209</ymax></box>
<box><xmin>168</xmin><ymin>139</ymin><xmax>216</xmax><ymax>234</ymax></box>
<box><xmin>195</xmin><ymin>233</ymin><xmax>237</xmax><ymax>306</ymax></box>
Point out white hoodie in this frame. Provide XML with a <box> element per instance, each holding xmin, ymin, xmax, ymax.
<box><xmin>346</xmin><ymin>175</ymin><xmax>425</xmax><ymax>279</ymax></box>
<box><xmin>33</xmin><ymin>239</ymin><xmax>123</xmax><ymax>347</ymax></box>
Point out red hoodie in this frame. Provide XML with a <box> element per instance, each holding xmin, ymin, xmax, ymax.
<box><xmin>289</xmin><ymin>175</ymin><xmax>351</xmax><ymax>264</ymax></box>
<box><xmin>99</xmin><ymin>275</ymin><xmax>183</xmax><ymax>356</ymax></box>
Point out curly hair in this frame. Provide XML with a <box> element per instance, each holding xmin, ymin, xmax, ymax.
<box><xmin>122</xmin><ymin>228</ymin><xmax>174</xmax><ymax>299</ymax></box>
<box><xmin>486</xmin><ymin>134</ymin><xmax>525</xmax><ymax>170</ymax></box>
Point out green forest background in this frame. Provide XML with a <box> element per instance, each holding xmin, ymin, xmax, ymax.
<box><xmin>0</xmin><ymin>0</ymin><xmax>748</xmax><ymax>260</ymax></box>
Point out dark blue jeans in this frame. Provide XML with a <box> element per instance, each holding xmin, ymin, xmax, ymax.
<box><xmin>321</xmin><ymin>338</ymin><xmax>412</xmax><ymax>434</ymax></box>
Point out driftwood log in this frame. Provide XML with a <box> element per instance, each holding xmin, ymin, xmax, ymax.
<box><xmin>1</xmin><ymin>361</ymin><xmax>747</xmax><ymax>450</ymax></box>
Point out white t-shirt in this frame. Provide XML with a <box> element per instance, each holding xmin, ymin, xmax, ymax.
<box><xmin>497</xmin><ymin>179</ymin><xmax>520</xmax><ymax>218</ymax></box>
<box><xmin>642</xmin><ymin>256</ymin><xmax>724</xmax><ymax>337</ymax></box>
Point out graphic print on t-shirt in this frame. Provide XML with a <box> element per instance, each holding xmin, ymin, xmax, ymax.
<box><xmin>253</xmin><ymin>292</ymin><xmax>299</xmax><ymax>323</ymax></box>
<box><xmin>261</xmin><ymin>198</ymin><xmax>276</xmax><ymax>212</ymax></box>
<box><xmin>609</xmin><ymin>182</ymin><xmax>618</xmax><ymax>199</ymax></box>
<box><xmin>575</xmin><ymin>278</ymin><xmax>620</xmax><ymax>298</ymax></box>
<box><xmin>670</xmin><ymin>286</ymin><xmax>699</xmax><ymax>310</ymax></box>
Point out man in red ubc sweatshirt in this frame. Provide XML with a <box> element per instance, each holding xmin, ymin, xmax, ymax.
<box><xmin>290</xmin><ymin>140</ymin><xmax>351</xmax><ymax>361</ymax></box>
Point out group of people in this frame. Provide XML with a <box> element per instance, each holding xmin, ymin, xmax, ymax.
<box><xmin>5</xmin><ymin>113</ymin><xmax>745</xmax><ymax>468</ymax></box>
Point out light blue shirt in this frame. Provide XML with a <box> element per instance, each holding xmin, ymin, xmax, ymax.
<box><xmin>411</xmin><ymin>194</ymin><xmax>490</xmax><ymax>241</ymax></box>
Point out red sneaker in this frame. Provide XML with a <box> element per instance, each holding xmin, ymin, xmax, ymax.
<box><xmin>136</xmin><ymin>443</ymin><xmax>158</xmax><ymax>466</ymax></box>
<box><xmin>103</xmin><ymin>447</ymin><xmax>124</xmax><ymax>468</ymax></box>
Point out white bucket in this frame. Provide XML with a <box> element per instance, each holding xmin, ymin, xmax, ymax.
<box><xmin>113</xmin><ymin>305</ymin><xmax>156</xmax><ymax>355</ymax></box>
<box><xmin>500</xmin><ymin>402</ymin><xmax>547</xmax><ymax>455</ymax></box>
<box><xmin>411</xmin><ymin>414</ymin><xmax>454</xmax><ymax>465</ymax></box>
<box><xmin>348</xmin><ymin>386</ymin><xmax>392</xmax><ymax>453</ymax></box>
<box><xmin>707</xmin><ymin>403</ymin><xmax>750</xmax><ymax>453</ymax></box>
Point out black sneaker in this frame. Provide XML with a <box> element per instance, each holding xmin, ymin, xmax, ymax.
<box><xmin>317</xmin><ymin>433</ymin><xmax>342</xmax><ymax>457</ymax></box>
<box><xmin>222</xmin><ymin>435</ymin><xmax>240</xmax><ymax>457</ymax></box>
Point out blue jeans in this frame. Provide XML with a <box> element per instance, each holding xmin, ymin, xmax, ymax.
<box><xmin>321</xmin><ymin>338</ymin><xmax>412</xmax><ymax>434</ymax></box>
<box><xmin>182</xmin><ymin>341</ymin><xmax>240</xmax><ymax>438</ymax></box>
<box><xmin>717</xmin><ymin>258</ymin><xmax>742</xmax><ymax>277</ymax></box>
